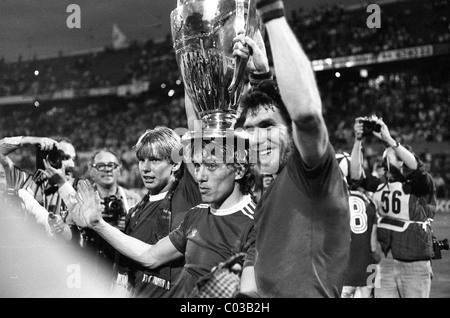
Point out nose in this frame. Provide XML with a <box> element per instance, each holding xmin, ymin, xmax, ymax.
<box><xmin>63</xmin><ymin>158</ymin><xmax>75</xmax><ymax>170</ymax></box>
<box><xmin>247</xmin><ymin>127</ymin><xmax>266</xmax><ymax>149</ymax></box>
<box><xmin>139</xmin><ymin>159</ymin><xmax>151</xmax><ymax>172</ymax></box>
<box><xmin>195</xmin><ymin>165</ymin><xmax>208</xmax><ymax>183</ymax></box>
<box><xmin>103</xmin><ymin>165</ymin><xmax>115</xmax><ymax>173</ymax></box>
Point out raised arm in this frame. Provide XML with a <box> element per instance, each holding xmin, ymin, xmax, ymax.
<box><xmin>350</xmin><ymin>118</ymin><xmax>365</xmax><ymax>180</ymax></box>
<box><xmin>0</xmin><ymin>136</ymin><xmax>58</xmax><ymax>156</ymax></box>
<box><xmin>371</xmin><ymin>117</ymin><xmax>418</xmax><ymax>170</ymax></box>
<box><xmin>257</xmin><ymin>1</ymin><xmax>327</xmax><ymax>166</ymax></box>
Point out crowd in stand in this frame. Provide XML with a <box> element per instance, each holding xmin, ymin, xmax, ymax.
<box><xmin>1</xmin><ymin>0</ymin><xmax>449</xmax><ymax>97</ymax></box>
<box><xmin>290</xmin><ymin>0</ymin><xmax>449</xmax><ymax>60</ymax></box>
<box><xmin>0</xmin><ymin>0</ymin><xmax>449</xmax><ymax>196</ymax></box>
<box><xmin>1</xmin><ymin>65</ymin><xmax>449</xmax><ymax>197</ymax></box>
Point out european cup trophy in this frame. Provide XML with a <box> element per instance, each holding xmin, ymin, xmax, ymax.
<box><xmin>171</xmin><ymin>0</ymin><xmax>261</xmax><ymax>142</ymax></box>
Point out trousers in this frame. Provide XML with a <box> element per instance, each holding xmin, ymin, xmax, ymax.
<box><xmin>374</xmin><ymin>252</ymin><xmax>433</xmax><ymax>298</ymax></box>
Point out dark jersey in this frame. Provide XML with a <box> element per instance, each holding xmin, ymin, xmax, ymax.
<box><xmin>120</xmin><ymin>170</ymin><xmax>201</xmax><ymax>298</ymax></box>
<box><xmin>253</xmin><ymin>144</ymin><xmax>351</xmax><ymax>298</ymax></box>
<box><xmin>169</xmin><ymin>195</ymin><xmax>256</xmax><ymax>297</ymax></box>
<box><xmin>343</xmin><ymin>190</ymin><xmax>377</xmax><ymax>287</ymax></box>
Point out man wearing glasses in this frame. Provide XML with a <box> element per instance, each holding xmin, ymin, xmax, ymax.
<box><xmin>88</xmin><ymin>149</ymin><xmax>142</xmax><ymax>231</ymax></box>
<box><xmin>80</xmin><ymin>149</ymin><xmax>142</xmax><ymax>279</ymax></box>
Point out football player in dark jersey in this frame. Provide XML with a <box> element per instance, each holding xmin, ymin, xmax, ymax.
<box><xmin>336</xmin><ymin>152</ymin><xmax>379</xmax><ymax>298</ymax></box>
<box><xmin>73</xmin><ymin>134</ymin><xmax>256</xmax><ymax>297</ymax></box>
<box><xmin>234</xmin><ymin>0</ymin><xmax>351</xmax><ymax>297</ymax></box>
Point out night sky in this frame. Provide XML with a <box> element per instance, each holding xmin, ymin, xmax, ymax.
<box><xmin>0</xmin><ymin>0</ymin><xmax>365</xmax><ymax>62</ymax></box>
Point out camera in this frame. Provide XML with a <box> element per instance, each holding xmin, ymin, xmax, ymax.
<box><xmin>359</xmin><ymin>116</ymin><xmax>382</xmax><ymax>136</ymax></box>
<box><xmin>432</xmin><ymin>236</ymin><xmax>449</xmax><ymax>260</ymax></box>
<box><xmin>36</xmin><ymin>145</ymin><xmax>66</xmax><ymax>170</ymax></box>
<box><xmin>102</xmin><ymin>195</ymin><xmax>126</xmax><ymax>225</ymax></box>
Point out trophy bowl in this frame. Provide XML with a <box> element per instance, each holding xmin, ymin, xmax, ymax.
<box><xmin>170</xmin><ymin>0</ymin><xmax>261</xmax><ymax>138</ymax></box>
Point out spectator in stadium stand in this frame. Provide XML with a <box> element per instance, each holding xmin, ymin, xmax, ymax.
<box><xmin>73</xmin><ymin>149</ymin><xmax>142</xmax><ymax>281</ymax></box>
<box><xmin>350</xmin><ymin>116</ymin><xmax>436</xmax><ymax>298</ymax></box>
<box><xmin>235</xmin><ymin>0</ymin><xmax>350</xmax><ymax>297</ymax></box>
<box><xmin>0</xmin><ymin>136</ymin><xmax>79</xmax><ymax>240</ymax></box>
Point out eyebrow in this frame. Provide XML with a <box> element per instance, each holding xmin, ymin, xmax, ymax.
<box><xmin>244</xmin><ymin>118</ymin><xmax>277</xmax><ymax>129</ymax></box>
<box><xmin>138</xmin><ymin>155</ymin><xmax>162</xmax><ymax>161</ymax></box>
<box><xmin>94</xmin><ymin>161</ymin><xmax>119</xmax><ymax>165</ymax></box>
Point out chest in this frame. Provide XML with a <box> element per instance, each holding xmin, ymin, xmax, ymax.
<box><xmin>372</xmin><ymin>182</ymin><xmax>411</xmax><ymax>220</ymax></box>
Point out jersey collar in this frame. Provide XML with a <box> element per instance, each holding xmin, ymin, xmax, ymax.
<box><xmin>210</xmin><ymin>195</ymin><xmax>252</xmax><ymax>216</ymax></box>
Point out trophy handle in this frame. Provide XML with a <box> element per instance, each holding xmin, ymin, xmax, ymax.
<box><xmin>228</xmin><ymin>0</ymin><xmax>250</xmax><ymax>98</ymax></box>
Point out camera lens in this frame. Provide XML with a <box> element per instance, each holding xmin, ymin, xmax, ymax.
<box><xmin>46</xmin><ymin>149</ymin><xmax>64</xmax><ymax>169</ymax></box>
<box><xmin>108</xmin><ymin>200</ymin><xmax>121</xmax><ymax>211</ymax></box>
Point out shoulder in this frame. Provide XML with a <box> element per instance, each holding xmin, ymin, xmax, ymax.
<box><xmin>181</xmin><ymin>204</ymin><xmax>210</xmax><ymax>222</ymax></box>
<box><xmin>240</xmin><ymin>199</ymin><xmax>256</xmax><ymax>220</ymax></box>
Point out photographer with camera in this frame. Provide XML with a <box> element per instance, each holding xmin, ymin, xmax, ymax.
<box><xmin>350</xmin><ymin>116</ymin><xmax>437</xmax><ymax>298</ymax></box>
<box><xmin>80</xmin><ymin>149</ymin><xmax>141</xmax><ymax>278</ymax></box>
<box><xmin>0</xmin><ymin>136</ymin><xmax>77</xmax><ymax>240</ymax></box>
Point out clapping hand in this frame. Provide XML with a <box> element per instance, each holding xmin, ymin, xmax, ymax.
<box><xmin>48</xmin><ymin>212</ymin><xmax>67</xmax><ymax>234</ymax></box>
<box><xmin>73</xmin><ymin>179</ymin><xmax>103</xmax><ymax>229</ymax></box>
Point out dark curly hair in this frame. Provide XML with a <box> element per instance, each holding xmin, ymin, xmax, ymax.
<box><xmin>239</xmin><ymin>79</ymin><xmax>292</xmax><ymax>130</ymax></box>
<box><xmin>235</xmin><ymin>163</ymin><xmax>255</xmax><ymax>196</ymax></box>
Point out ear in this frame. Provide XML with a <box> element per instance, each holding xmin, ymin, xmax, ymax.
<box><xmin>88</xmin><ymin>167</ymin><xmax>95</xmax><ymax>178</ymax></box>
<box><xmin>172</xmin><ymin>161</ymin><xmax>182</xmax><ymax>174</ymax></box>
<box><xmin>234</xmin><ymin>164</ymin><xmax>247</xmax><ymax>181</ymax></box>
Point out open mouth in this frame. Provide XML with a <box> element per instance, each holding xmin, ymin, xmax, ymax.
<box><xmin>65</xmin><ymin>167</ymin><xmax>74</xmax><ymax>174</ymax></box>
<box><xmin>260</xmin><ymin>149</ymin><xmax>272</xmax><ymax>157</ymax></box>
<box><xmin>142</xmin><ymin>176</ymin><xmax>155</xmax><ymax>182</ymax></box>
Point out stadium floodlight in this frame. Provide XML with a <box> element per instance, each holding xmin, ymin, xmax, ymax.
<box><xmin>360</xmin><ymin>69</ymin><xmax>368</xmax><ymax>78</ymax></box>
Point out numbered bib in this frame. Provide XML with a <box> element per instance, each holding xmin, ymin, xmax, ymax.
<box><xmin>373</xmin><ymin>182</ymin><xmax>410</xmax><ymax>221</ymax></box>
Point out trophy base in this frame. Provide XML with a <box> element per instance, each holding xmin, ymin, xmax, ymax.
<box><xmin>202</xmin><ymin>112</ymin><xmax>237</xmax><ymax>131</ymax></box>
<box><xmin>181</xmin><ymin>127</ymin><xmax>250</xmax><ymax>164</ymax></box>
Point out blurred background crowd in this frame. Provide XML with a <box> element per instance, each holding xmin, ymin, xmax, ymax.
<box><xmin>0</xmin><ymin>0</ymin><xmax>449</xmax><ymax>198</ymax></box>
